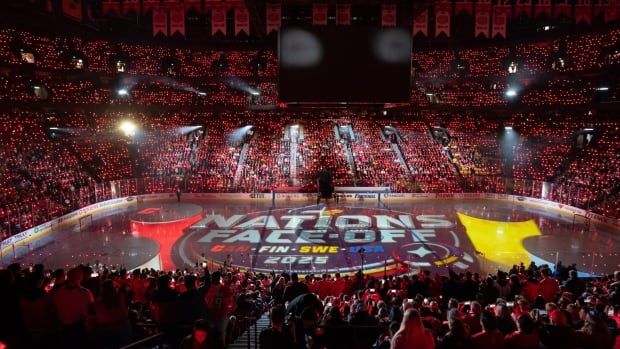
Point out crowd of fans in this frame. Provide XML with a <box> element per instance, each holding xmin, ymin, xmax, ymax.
<box><xmin>0</xmin><ymin>110</ymin><xmax>618</xmax><ymax>241</ymax></box>
<box><xmin>3</xmin><ymin>258</ymin><xmax>620</xmax><ymax>349</ymax></box>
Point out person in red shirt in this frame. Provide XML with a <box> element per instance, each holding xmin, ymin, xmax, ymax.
<box><xmin>505</xmin><ymin>315</ymin><xmax>539</xmax><ymax>349</ymax></box>
<box><xmin>538</xmin><ymin>268</ymin><xmax>560</xmax><ymax>303</ymax></box>
<box><xmin>331</xmin><ymin>273</ymin><xmax>346</xmax><ymax>297</ymax></box>
<box><xmin>204</xmin><ymin>271</ymin><xmax>236</xmax><ymax>349</ymax></box>
<box><xmin>463</xmin><ymin>301</ymin><xmax>483</xmax><ymax>335</ymax></box>
<box><xmin>472</xmin><ymin>310</ymin><xmax>506</xmax><ymax>349</ymax></box>
<box><xmin>52</xmin><ymin>267</ymin><xmax>94</xmax><ymax>349</ymax></box>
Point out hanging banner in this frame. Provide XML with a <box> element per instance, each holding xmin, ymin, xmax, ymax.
<box><xmin>62</xmin><ymin>0</ymin><xmax>83</xmax><ymax>21</ymax></box>
<box><xmin>455</xmin><ymin>0</ymin><xmax>473</xmax><ymax>15</ymax></box>
<box><xmin>336</xmin><ymin>4</ymin><xmax>351</xmax><ymax>25</ymax></box>
<box><xmin>492</xmin><ymin>5</ymin><xmax>510</xmax><ymax>38</ymax></box>
<box><xmin>413</xmin><ymin>9</ymin><xmax>429</xmax><ymax>37</ymax></box>
<box><xmin>152</xmin><ymin>6</ymin><xmax>168</xmax><ymax>37</ymax></box>
<box><xmin>185</xmin><ymin>0</ymin><xmax>202</xmax><ymax>13</ymax></box>
<box><xmin>597</xmin><ymin>0</ymin><xmax>618</xmax><ymax>22</ymax></box>
<box><xmin>534</xmin><ymin>0</ymin><xmax>552</xmax><ymax>18</ymax></box>
<box><xmin>313</xmin><ymin>3</ymin><xmax>328</xmax><ymax>25</ymax></box>
<box><xmin>122</xmin><ymin>0</ymin><xmax>140</xmax><ymax>15</ymax></box>
<box><xmin>142</xmin><ymin>0</ymin><xmax>159</xmax><ymax>14</ymax></box>
<box><xmin>211</xmin><ymin>6</ymin><xmax>227</xmax><ymax>35</ymax></box>
<box><xmin>435</xmin><ymin>1</ymin><xmax>451</xmax><ymax>37</ymax></box>
<box><xmin>103</xmin><ymin>0</ymin><xmax>121</xmax><ymax>15</ymax></box>
<box><xmin>574</xmin><ymin>0</ymin><xmax>592</xmax><ymax>24</ymax></box>
<box><xmin>515</xmin><ymin>0</ymin><xmax>532</xmax><ymax>18</ymax></box>
<box><xmin>554</xmin><ymin>0</ymin><xmax>571</xmax><ymax>18</ymax></box>
<box><xmin>234</xmin><ymin>6</ymin><xmax>250</xmax><ymax>35</ymax></box>
<box><xmin>266</xmin><ymin>2</ymin><xmax>281</xmax><ymax>34</ymax></box>
<box><xmin>170</xmin><ymin>4</ymin><xmax>185</xmax><ymax>36</ymax></box>
<box><xmin>381</xmin><ymin>4</ymin><xmax>397</xmax><ymax>27</ymax></box>
<box><xmin>475</xmin><ymin>0</ymin><xmax>492</xmax><ymax>38</ymax></box>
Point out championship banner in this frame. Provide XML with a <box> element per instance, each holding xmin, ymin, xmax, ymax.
<box><xmin>152</xmin><ymin>6</ymin><xmax>168</xmax><ymax>37</ymax></box>
<box><xmin>435</xmin><ymin>1</ymin><xmax>451</xmax><ymax>37</ymax></box>
<box><xmin>62</xmin><ymin>0</ymin><xmax>83</xmax><ymax>21</ymax></box>
<box><xmin>381</xmin><ymin>4</ymin><xmax>397</xmax><ymax>27</ymax></box>
<box><xmin>122</xmin><ymin>0</ymin><xmax>140</xmax><ymax>15</ymax></box>
<box><xmin>553</xmin><ymin>0</ymin><xmax>571</xmax><ymax>18</ymax></box>
<box><xmin>492</xmin><ymin>5</ymin><xmax>510</xmax><ymax>38</ymax></box>
<box><xmin>455</xmin><ymin>0</ymin><xmax>473</xmax><ymax>15</ymax></box>
<box><xmin>142</xmin><ymin>0</ymin><xmax>159</xmax><ymax>14</ymax></box>
<box><xmin>184</xmin><ymin>0</ymin><xmax>202</xmax><ymax>13</ymax></box>
<box><xmin>413</xmin><ymin>9</ymin><xmax>429</xmax><ymax>37</ymax></box>
<box><xmin>103</xmin><ymin>0</ymin><xmax>121</xmax><ymax>15</ymax></box>
<box><xmin>475</xmin><ymin>1</ymin><xmax>492</xmax><ymax>38</ymax></box>
<box><xmin>534</xmin><ymin>0</ymin><xmax>552</xmax><ymax>18</ymax></box>
<box><xmin>574</xmin><ymin>0</ymin><xmax>592</xmax><ymax>24</ymax></box>
<box><xmin>211</xmin><ymin>6</ymin><xmax>227</xmax><ymax>35</ymax></box>
<box><xmin>515</xmin><ymin>0</ymin><xmax>532</xmax><ymax>18</ymax></box>
<box><xmin>170</xmin><ymin>4</ymin><xmax>185</xmax><ymax>36</ymax></box>
<box><xmin>313</xmin><ymin>3</ymin><xmax>328</xmax><ymax>25</ymax></box>
<box><xmin>234</xmin><ymin>6</ymin><xmax>250</xmax><ymax>35</ymax></box>
<box><xmin>336</xmin><ymin>4</ymin><xmax>351</xmax><ymax>25</ymax></box>
<box><xmin>597</xmin><ymin>0</ymin><xmax>618</xmax><ymax>22</ymax></box>
<box><xmin>266</xmin><ymin>2</ymin><xmax>281</xmax><ymax>34</ymax></box>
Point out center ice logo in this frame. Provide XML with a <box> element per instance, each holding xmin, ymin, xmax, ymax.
<box><xmin>179</xmin><ymin>205</ymin><xmax>476</xmax><ymax>274</ymax></box>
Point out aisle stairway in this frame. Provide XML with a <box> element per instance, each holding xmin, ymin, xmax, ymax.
<box><xmin>227</xmin><ymin>313</ymin><xmax>271</xmax><ymax>349</ymax></box>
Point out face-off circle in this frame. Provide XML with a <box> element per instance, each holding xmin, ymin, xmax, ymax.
<box><xmin>172</xmin><ymin>205</ymin><xmax>477</xmax><ymax>275</ymax></box>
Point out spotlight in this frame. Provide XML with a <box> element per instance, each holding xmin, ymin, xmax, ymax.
<box><xmin>382</xmin><ymin>110</ymin><xmax>388</xmax><ymax>116</ymax></box>
<box><xmin>117</xmin><ymin>88</ymin><xmax>129</xmax><ymax>96</ymax></box>
<box><xmin>596</xmin><ymin>87</ymin><xmax>609</xmax><ymax>91</ymax></box>
<box><xmin>49</xmin><ymin>127</ymin><xmax>59</xmax><ymax>130</ymax></box>
<box><xmin>198</xmin><ymin>92</ymin><xmax>206</xmax><ymax>96</ymax></box>
<box><xmin>505</xmin><ymin>89</ymin><xmax>517</xmax><ymax>97</ymax></box>
<box><xmin>504</xmin><ymin>126</ymin><xmax>513</xmax><ymax>131</ymax></box>
<box><xmin>250</xmin><ymin>90</ymin><xmax>260</xmax><ymax>96</ymax></box>
<box><xmin>119</xmin><ymin>120</ymin><xmax>137</xmax><ymax>137</ymax></box>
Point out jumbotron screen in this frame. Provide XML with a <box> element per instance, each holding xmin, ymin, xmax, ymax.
<box><xmin>278</xmin><ymin>26</ymin><xmax>412</xmax><ymax>103</ymax></box>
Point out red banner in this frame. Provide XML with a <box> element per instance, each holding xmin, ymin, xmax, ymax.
<box><xmin>475</xmin><ymin>1</ymin><xmax>492</xmax><ymax>38</ymax></box>
<box><xmin>534</xmin><ymin>0</ymin><xmax>552</xmax><ymax>17</ymax></box>
<box><xmin>234</xmin><ymin>6</ymin><xmax>250</xmax><ymax>35</ymax></box>
<box><xmin>313</xmin><ymin>3</ymin><xmax>328</xmax><ymax>25</ymax></box>
<box><xmin>122</xmin><ymin>0</ymin><xmax>140</xmax><ymax>15</ymax></box>
<box><xmin>455</xmin><ymin>0</ymin><xmax>473</xmax><ymax>15</ymax></box>
<box><xmin>103</xmin><ymin>0</ymin><xmax>120</xmax><ymax>15</ymax></box>
<box><xmin>598</xmin><ymin>0</ymin><xmax>618</xmax><ymax>22</ymax></box>
<box><xmin>492</xmin><ymin>5</ymin><xmax>510</xmax><ymax>38</ymax></box>
<box><xmin>574</xmin><ymin>0</ymin><xmax>592</xmax><ymax>24</ymax></box>
<box><xmin>381</xmin><ymin>4</ymin><xmax>397</xmax><ymax>27</ymax></box>
<box><xmin>62</xmin><ymin>0</ymin><xmax>82</xmax><ymax>21</ymax></box>
<box><xmin>435</xmin><ymin>1</ymin><xmax>451</xmax><ymax>37</ymax></box>
<box><xmin>211</xmin><ymin>7</ymin><xmax>227</xmax><ymax>36</ymax></box>
<box><xmin>185</xmin><ymin>0</ymin><xmax>202</xmax><ymax>13</ymax></box>
<box><xmin>152</xmin><ymin>6</ymin><xmax>168</xmax><ymax>37</ymax></box>
<box><xmin>142</xmin><ymin>0</ymin><xmax>158</xmax><ymax>14</ymax></box>
<box><xmin>266</xmin><ymin>2</ymin><xmax>281</xmax><ymax>34</ymax></box>
<box><xmin>413</xmin><ymin>10</ymin><xmax>428</xmax><ymax>37</ymax></box>
<box><xmin>170</xmin><ymin>4</ymin><xmax>185</xmax><ymax>36</ymax></box>
<box><xmin>554</xmin><ymin>0</ymin><xmax>570</xmax><ymax>18</ymax></box>
<box><xmin>336</xmin><ymin>4</ymin><xmax>351</xmax><ymax>25</ymax></box>
<box><xmin>515</xmin><ymin>0</ymin><xmax>532</xmax><ymax>18</ymax></box>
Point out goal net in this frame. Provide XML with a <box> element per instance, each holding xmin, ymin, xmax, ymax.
<box><xmin>79</xmin><ymin>214</ymin><xmax>93</xmax><ymax>233</ymax></box>
<box><xmin>572</xmin><ymin>213</ymin><xmax>591</xmax><ymax>232</ymax></box>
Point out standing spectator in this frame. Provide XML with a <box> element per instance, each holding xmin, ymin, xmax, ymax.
<box><xmin>283</xmin><ymin>273</ymin><xmax>309</xmax><ymax>302</ymax></box>
<box><xmin>504</xmin><ymin>315</ymin><xmax>539</xmax><ymax>349</ymax></box>
<box><xmin>563</xmin><ymin>270</ymin><xmax>586</xmax><ymax>298</ymax></box>
<box><xmin>437</xmin><ymin>310</ymin><xmax>472</xmax><ymax>349</ymax></box>
<box><xmin>538</xmin><ymin>268</ymin><xmax>560</xmax><ymax>303</ymax></box>
<box><xmin>92</xmin><ymin>279</ymin><xmax>132</xmax><ymax>348</ymax></box>
<box><xmin>259</xmin><ymin>305</ymin><xmax>293</xmax><ymax>349</ymax></box>
<box><xmin>471</xmin><ymin>310</ymin><xmax>505</xmax><ymax>349</ymax></box>
<box><xmin>177</xmin><ymin>275</ymin><xmax>209</xmax><ymax>329</ymax></box>
<box><xmin>52</xmin><ymin>267</ymin><xmax>94</xmax><ymax>349</ymax></box>
<box><xmin>390</xmin><ymin>309</ymin><xmax>434</xmax><ymax>349</ymax></box>
<box><xmin>204</xmin><ymin>272</ymin><xmax>236</xmax><ymax>349</ymax></box>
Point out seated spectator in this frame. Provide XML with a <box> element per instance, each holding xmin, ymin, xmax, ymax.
<box><xmin>259</xmin><ymin>305</ymin><xmax>293</xmax><ymax>349</ymax></box>
<box><xmin>179</xmin><ymin>319</ymin><xmax>210</xmax><ymax>349</ymax></box>
<box><xmin>390</xmin><ymin>309</ymin><xmax>434</xmax><ymax>349</ymax></box>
